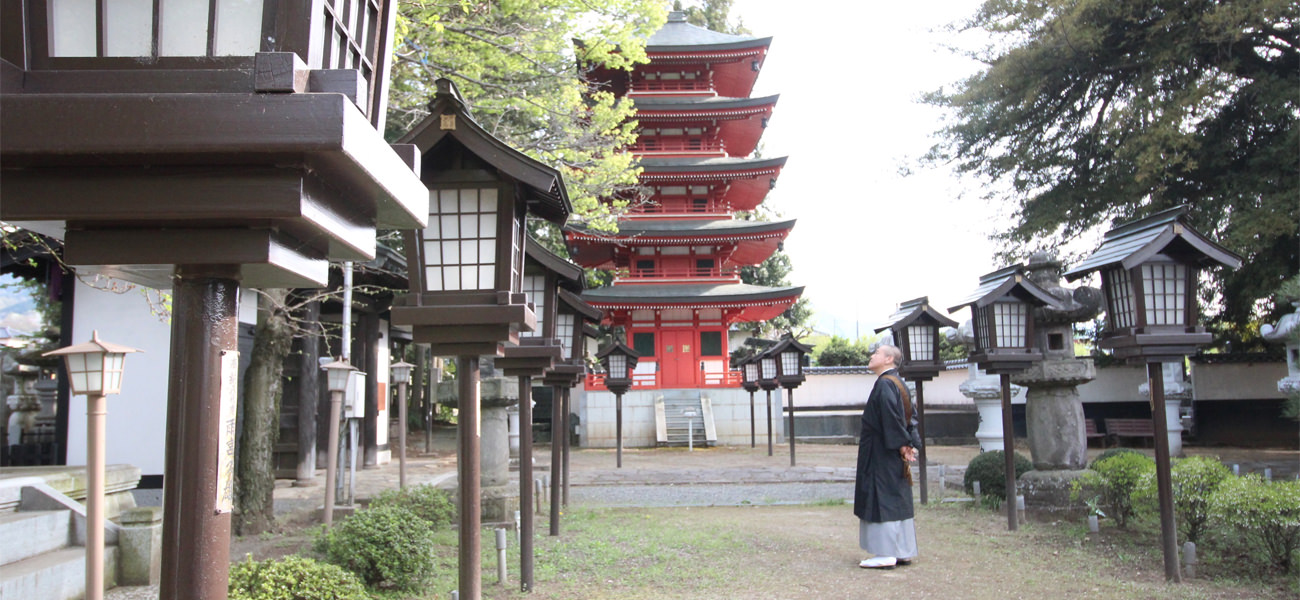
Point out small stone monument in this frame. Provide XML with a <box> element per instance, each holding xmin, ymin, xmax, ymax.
<box><xmin>438</xmin><ymin>357</ymin><xmax>520</xmax><ymax>522</ymax></box>
<box><xmin>953</xmin><ymin>322</ymin><xmax>1024</xmax><ymax>452</ymax></box>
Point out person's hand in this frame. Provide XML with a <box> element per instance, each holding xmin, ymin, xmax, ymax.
<box><xmin>900</xmin><ymin>446</ymin><xmax>917</xmax><ymax>462</ymax></box>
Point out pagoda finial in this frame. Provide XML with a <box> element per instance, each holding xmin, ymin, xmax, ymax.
<box><xmin>667</xmin><ymin>10</ymin><xmax>686</xmax><ymax>23</ymax></box>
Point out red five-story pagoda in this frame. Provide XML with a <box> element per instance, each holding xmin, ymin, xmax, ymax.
<box><xmin>567</xmin><ymin>12</ymin><xmax>801</xmax><ymax>448</ymax></box>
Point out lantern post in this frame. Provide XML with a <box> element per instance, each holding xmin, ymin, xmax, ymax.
<box><xmin>319</xmin><ymin>358</ymin><xmax>357</xmax><ymax>527</ymax></box>
<box><xmin>44</xmin><ymin>332</ymin><xmax>141</xmax><ymax>600</ymax></box>
<box><xmin>740</xmin><ymin>356</ymin><xmax>761</xmax><ymax>448</ymax></box>
<box><xmin>950</xmin><ymin>267</ymin><xmax>1060</xmax><ymax>530</ymax></box>
<box><xmin>769</xmin><ymin>337</ymin><xmax>812</xmax><ymax>466</ymax></box>
<box><xmin>597</xmin><ymin>340</ymin><xmax>640</xmax><ymax>468</ymax></box>
<box><xmin>1064</xmin><ymin>206</ymin><xmax>1241</xmax><ymax>581</ymax></box>
<box><xmin>758</xmin><ymin>351</ymin><xmax>779</xmax><ymax>456</ymax></box>
<box><xmin>390</xmin><ymin>360</ymin><xmax>415</xmax><ymax>488</ymax></box>
<box><xmin>876</xmin><ymin>297</ymin><xmax>958</xmax><ymax>505</ymax></box>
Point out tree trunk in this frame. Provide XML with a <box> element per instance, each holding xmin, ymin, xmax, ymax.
<box><xmin>234</xmin><ymin>289</ymin><xmax>293</xmax><ymax>535</ymax></box>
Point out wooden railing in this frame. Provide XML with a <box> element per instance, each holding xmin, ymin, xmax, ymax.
<box><xmin>632</xmin><ymin>138</ymin><xmax>724</xmax><ymax>154</ymax></box>
<box><xmin>620</xmin><ymin>267</ymin><xmax>739</xmax><ymax>281</ymax></box>
<box><xmin>630</xmin><ymin>79</ymin><xmax>714</xmax><ymax>94</ymax></box>
<box><xmin>585</xmin><ymin>364</ymin><xmax>742</xmax><ymax>390</ymax></box>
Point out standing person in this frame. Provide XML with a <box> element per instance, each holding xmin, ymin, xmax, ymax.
<box><xmin>854</xmin><ymin>344</ymin><xmax>921</xmax><ymax>569</ymax></box>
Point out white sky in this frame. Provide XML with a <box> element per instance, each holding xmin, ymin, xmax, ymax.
<box><xmin>730</xmin><ymin>0</ymin><xmax>1004</xmax><ymax>338</ymax></box>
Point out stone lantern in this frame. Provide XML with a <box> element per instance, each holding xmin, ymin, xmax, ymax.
<box><xmin>1260</xmin><ymin>298</ymin><xmax>1300</xmax><ymax>396</ymax></box>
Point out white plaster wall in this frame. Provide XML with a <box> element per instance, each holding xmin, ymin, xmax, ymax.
<box><xmin>577</xmin><ymin>387</ymin><xmax>786</xmax><ymax>448</ymax></box>
<box><xmin>1075</xmin><ymin>365</ymin><xmax>1147</xmax><ymax>403</ymax></box>
<box><xmin>1193</xmin><ymin>362</ymin><xmax>1288</xmax><ymax>401</ymax></box>
<box><xmin>67</xmin><ymin>282</ymin><xmax>175</xmax><ymax>475</ymax></box>
<box><xmin>375</xmin><ymin>320</ymin><xmax>390</xmax><ymax>465</ymax></box>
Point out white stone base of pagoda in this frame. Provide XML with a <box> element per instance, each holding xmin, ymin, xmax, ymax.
<box><xmin>576</xmin><ymin>387</ymin><xmax>787</xmax><ymax>448</ymax></box>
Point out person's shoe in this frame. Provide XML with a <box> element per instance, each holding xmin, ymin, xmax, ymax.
<box><xmin>859</xmin><ymin>556</ymin><xmax>897</xmax><ymax>569</ymax></box>
<box><xmin>896</xmin><ymin>557</ymin><xmax>914</xmax><ymax>566</ymax></box>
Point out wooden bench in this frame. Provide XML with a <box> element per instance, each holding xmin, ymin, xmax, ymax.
<box><xmin>1104</xmin><ymin>418</ymin><xmax>1156</xmax><ymax>447</ymax></box>
<box><xmin>1084</xmin><ymin>419</ymin><xmax>1106</xmax><ymax>446</ymax></box>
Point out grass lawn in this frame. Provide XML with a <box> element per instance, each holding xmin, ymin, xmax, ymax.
<box><xmin>390</xmin><ymin>501</ymin><xmax>1295</xmax><ymax>600</ymax></box>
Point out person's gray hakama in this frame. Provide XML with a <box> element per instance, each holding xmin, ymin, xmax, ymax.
<box><xmin>859</xmin><ymin>518</ymin><xmax>917</xmax><ymax>559</ymax></box>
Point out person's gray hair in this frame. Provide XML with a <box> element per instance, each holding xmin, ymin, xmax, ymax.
<box><xmin>877</xmin><ymin>344</ymin><xmax>902</xmax><ymax>367</ymax></box>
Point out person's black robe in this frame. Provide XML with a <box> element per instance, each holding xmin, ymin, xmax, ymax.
<box><xmin>853</xmin><ymin>368</ymin><xmax>921</xmax><ymax>523</ymax></box>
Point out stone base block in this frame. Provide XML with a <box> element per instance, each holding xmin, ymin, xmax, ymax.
<box><xmin>480</xmin><ymin>485</ymin><xmax>518</xmax><ymax>523</ymax></box>
<box><xmin>1020</xmin><ymin>469</ymin><xmax>1090</xmax><ymax>519</ymax></box>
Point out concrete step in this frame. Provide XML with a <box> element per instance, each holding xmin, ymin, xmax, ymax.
<box><xmin>0</xmin><ymin>545</ymin><xmax>118</xmax><ymax>600</ymax></box>
<box><xmin>0</xmin><ymin>510</ymin><xmax>72</xmax><ymax>566</ymax></box>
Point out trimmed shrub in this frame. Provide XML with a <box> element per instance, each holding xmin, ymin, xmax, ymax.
<box><xmin>963</xmin><ymin>450</ymin><xmax>1033</xmax><ymax>499</ymax></box>
<box><xmin>228</xmin><ymin>555</ymin><xmax>368</xmax><ymax>600</ymax></box>
<box><xmin>1074</xmin><ymin>451</ymin><xmax>1154</xmax><ymax>529</ymax></box>
<box><xmin>368</xmin><ymin>484</ymin><xmax>455</xmax><ymax>529</ymax></box>
<box><xmin>314</xmin><ymin>505</ymin><xmax>437</xmax><ymax>591</ymax></box>
<box><xmin>1209</xmin><ymin>475</ymin><xmax>1300</xmax><ymax>574</ymax></box>
<box><xmin>1089</xmin><ymin>447</ymin><xmax>1143</xmax><ymax>469</ymax></box>
<box><xmin>1134</xmin><ymin>456</ymin><xmax>1232</xmax><ymax>543</ymax></box>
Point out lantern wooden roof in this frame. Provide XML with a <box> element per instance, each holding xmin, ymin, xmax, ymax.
<box><xmin>948</xmin><ymin>265</ymin><xmax>1062</xmax><ymax>313</ymax></box>
<box><xmin>875</xmin><ymin>297</ymin><xmax>959</xmax><ymax>334</ymax></box>
<box><xmin>397</xmin><ymin>79</ymin><xmax>572</xmax><ymax>225</ymax></box>
<box><xmin>1063</xmin><ymin>206</ymin><xmax>1242</xmax><ymax>281</ymax></box>
<box><xmin>526</xmin><ymin>239</ymin><xmax>584</xmax><ymax>290</ymax></box>
<box><xmin>558</xmin><ymin>288</ymin><xmax>603</xmax><ymax>323</ymax></box>
<box><xmin>595</xmin><ymin>340</ymin><xmax>639</xmax><ymax>362</ymax></box>
<box><xmin>44</xmin><ymin>330</ymin><xmax>142</xmax><ymax>358</ymax></box>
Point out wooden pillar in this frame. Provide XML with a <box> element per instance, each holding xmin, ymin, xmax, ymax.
<box><xmin>295</xmin><ymin>300</ymin><xmax>321</xmax><ymax>484</ymax></box>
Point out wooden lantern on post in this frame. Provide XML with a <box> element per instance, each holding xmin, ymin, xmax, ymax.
<box><xmin>768</xmin><ymin>336</ymin><xmax>811</xmax><ymax>466</ymax></box>
<box><xmin>597</xmin><ymin>339</ymin><xmax>639</xmax><ymax>469</ymax></box>
<box><xmin>758</xmin><ymin>350</ymin><xmax>779</xmax><ymax>456</ymax></box>
<box><xmin>1063</xmin><ymin>206</ymin><xmax>1241</xmax><ymax>582</ymax></box>
<box><xmin>739</xmin><ymin>356</ymin><xmax>761</xmax><ymax>448</ymax></box>
<box><xmin>392</xmin><ymin>78</ymin><xmax>572</xmax><ymax>600</ymax></box>
<box><xmin>875</xmin><ymin>297</ymin><xmax>958</xmax><ymax>505</ymax></box>
<box><xmin>950</xmin><ymin>266</ymin><xmax>1060</xmax><ymax>531</ymax></box>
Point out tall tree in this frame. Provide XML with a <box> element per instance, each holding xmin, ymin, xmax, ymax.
<box><xmin>675</xmin><ymin>0</ymin><xmax>749</xmax><ymax>35</ymax></box>
<box><xmin>387</xmin><ymin>0</ymin><xmax>667</xmax><ymax>231</ymax></box>
<box><xmin>925</xmin><ymin>0</ymin><xmax>1299</xmax><ymax>344</ymax></box>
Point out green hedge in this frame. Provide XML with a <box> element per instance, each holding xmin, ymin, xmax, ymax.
<box><xmin>314</xmin><ymin>504</ymin><xmax>438</xmax><ymax>591</ymax></box>
<box><xmin>228</xmin><ymin>555</ymin><xmax>369</xmax><ymax>600</ymax></box>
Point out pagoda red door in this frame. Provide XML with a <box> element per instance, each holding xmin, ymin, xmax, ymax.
<box><xmin>660</xmin><ymin>330</ymin><xmax>698</xmax><ymax>388</ymax></box>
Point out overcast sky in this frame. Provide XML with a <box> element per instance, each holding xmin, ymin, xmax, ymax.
<box><xmin>729</xmin><ymin>0</ymin><xmax>1002</xmax><ymax>338</ymax></box>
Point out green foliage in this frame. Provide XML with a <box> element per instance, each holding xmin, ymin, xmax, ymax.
<box><xmin>1089</xmin><ymin>447</ymin><xmax>1143</xmax><ymax>469</ymax></box>
<box><xmin>228</xmin><ymin>555</ymin><xmax>369</xmax><ymax>600</ymax></box>
<box><xmin>388</xmin><ymin>1</ymin><xmax>667</xmax><ymax>229</ymax></box>
<box><xmin>313</xmin><ymin>505</ymin><xmax>438</xmax><ymax>591</ymax></box>
<box><xmin>813</xmin><ymin>336</ymin><xmax>873</xmax><ymax>367</ymax></box>
<box><xmin>674</xmin><ymin>0</ymin><xmax>749</xmax><ymax>34</ymax></box>
<box><xmin>1133</xmin><ymin>455</ymin><xmax>1232</xmax><ymax>542</ymax></box>
<box><xmin>926</xmin><ymin>0</ymin><xmax>1299</xmax><ymax>340</ymax></box>
<box><xmin>963</xmin><ymin>450</ymin><xmax>1033</xmax><ymax>499</ymax></box>
<box><xmin>368</xmin><ymin>485</ymin><xmax>456</xmax><ymax>530</ymax></box>
<box><xmin>1074</xmin><ymin>452</ymin><xmax>1155</xmax><ymax>529</ymax></box>
<box><xmin>1209</xmin><ymin>475</ymin><xmax>1300</xmax><ymax>573</ymax></box>
<box><xmin>938</xmin><ymin>328</ymin><xmax>967</xmax><ymax>362</ymax></box>
<box><xmin>736</xmin><ymin>249</ymin><xmax>812</xmax><ymax>338</ymax></box>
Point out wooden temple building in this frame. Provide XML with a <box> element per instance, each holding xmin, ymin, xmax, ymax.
<box><xmin>566</xmin><ymin>12</ymin><xmax>802</xmax><ymax>446</ymax></box>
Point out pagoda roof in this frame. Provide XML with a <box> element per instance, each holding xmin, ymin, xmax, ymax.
<box><xmin>633</xmin><ymin>94</ymin><xmax>778</xmax><ymax>113</ymax></box>
<box><xmin>567</xmin><ymin>218</ymin><xmax>795</xmax><ymax>242</ymax></box>
<box><xmin>639</xmin><ymin>155</ymin><xmax>787</xmax><ymax>174</ymax></box>
<box><xmin>646</xmin><ymin>12</ymin><xmax>772</xmax><ymax>53</ymax></box>
<box><xmin>582</xmin><ymin>282</ymin><xmax>803</xmax><ymax>308</ymax></box>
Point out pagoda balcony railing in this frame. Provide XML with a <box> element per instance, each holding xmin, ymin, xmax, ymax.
<box><xmin>628</xmin><ymin>200</ymin><xmax>729</xmax><ymax>216</ymax></box>
<box><xmin>585</xmin><ymin>361</ymin><xmax>742</xmax><ymax>391</ymax></box>
<box><xmin>629</xmin><ymin>79</ymin><xmax>715</xmax><ymax>96</ymax></box>
<box><xmin>618</xmin><ymin>267</ymin><xmax>739</xmax><ymax>282</ymax></box>
<box><xmin>632</xmin><ymin>138</ymin><xmax>725</xmax><ymax>155</ymax></box>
